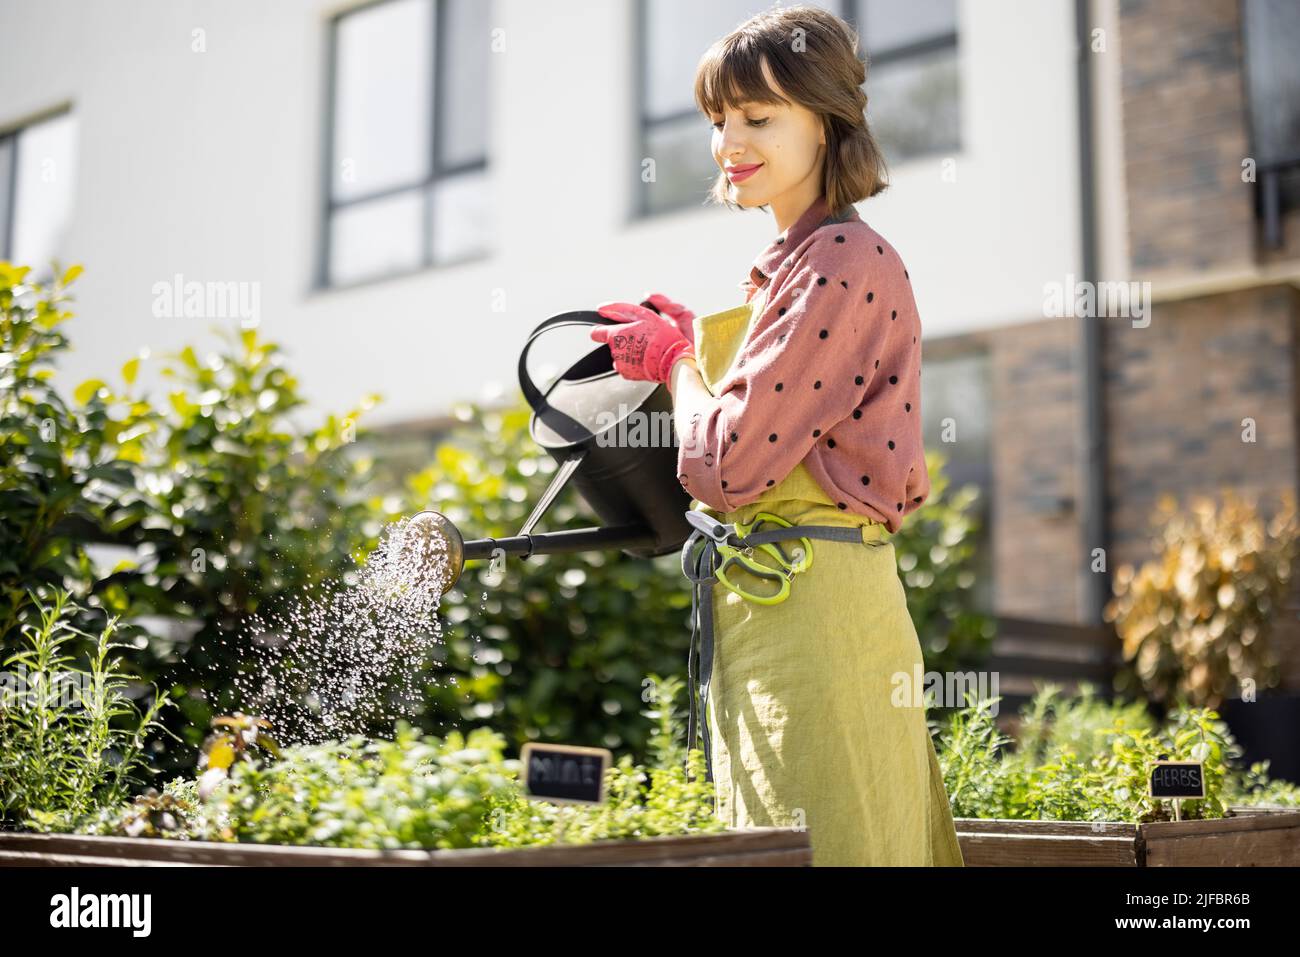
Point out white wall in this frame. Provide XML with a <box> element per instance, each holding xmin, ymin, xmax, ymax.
<box><xmin>0</xmin><ymin>0</ymin><xmax>1081</xmax><ymax>426</ymax></box>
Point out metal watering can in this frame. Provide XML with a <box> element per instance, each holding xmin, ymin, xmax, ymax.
<box><xmin>408</xmin><ymin>302</ymin><xmax>693</xmax><ymax>595</ymax></box>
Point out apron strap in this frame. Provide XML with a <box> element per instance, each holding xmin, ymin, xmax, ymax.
<box><xmin>680</xmin><ymin>515</ymin><xmax>874</xmax><ymax>784</ymax></box>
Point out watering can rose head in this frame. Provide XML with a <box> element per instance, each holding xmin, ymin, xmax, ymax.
<box><xmin>396</xmin><ymin>510</ymin><xmax>465</xmax><ymax>596</ymax></box>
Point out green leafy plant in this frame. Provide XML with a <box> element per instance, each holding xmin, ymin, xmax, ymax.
<box><xmin>478</xmin><ymin>672</ymin><xmax>724</xmax><ymax>848</ymax></box>
<box><xmin>890</xmin><ymin>448</ymin><xmax>994</xmax><ymax>676</ymax></box>
<box><xmin>0</xmin><ymin>590</ymin><xmax>172</xmax><ymax>830</ymax></box>
<box><xmin>199</xmin><ymin>723</ymin><xmax>516</xmax><ymax>849</ymax></box>
<box><xmin>1014</xmin><ymin>682</ymin><xmax>1156</xmax><ymax>767</ymax></box>
<box><xmin>114</xmin><ymin>327</ymin><xmax>390</xmax><ymax>760</ymax></box>
<box><xmin>83</xmin><ymin>674</ymin><xmax>724</xmax><ymax>850</ymax></box>
<box><xmin>1104</xmin><ymin>488</ymin><xmax>1300</xmax><ymax>708</ymax></box>
<box><xmin>1224</xmin><ymin>761</ymin><xmax>1300</xmax><ymax>808</ymax></box>
<box><xmin>1</xmin><ymin>260</ymin><xmax>401</xmax><ymax>773</ymax></box>
<box><xmin>935</xmin><ymin>683</ymin><xmax>1286</xmax><ymax>823</ymax></box>
<box><xmin>0</xmin><ymin>261</ymin><xmax>157</xmax><ymax>644</ymax></box>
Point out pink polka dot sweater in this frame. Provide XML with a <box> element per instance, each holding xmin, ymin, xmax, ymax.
<box><xmin>676</xmin><ymin>194</ymin><xmax>929</xmax><ymax>533</ymax></box>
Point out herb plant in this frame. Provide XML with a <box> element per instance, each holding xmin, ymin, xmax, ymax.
<box><xmin>0</xmin><ymin>590</ymin><xmax>172</xmax><ymax>830</ymax></box>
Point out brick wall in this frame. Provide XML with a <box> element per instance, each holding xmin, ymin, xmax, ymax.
<box><xmin>989</xmin><ymin>316</ymin><xmax>1087</xmax><ymax>620</ymax></box>
<box><xmin>1103</xmin><ymin>286</ymin><xmax>1299</xmax><ymax>567</ymax></box>
<box><xmin>1119</xmin><ymin>0</ymin><xmax>1256</xmax><ymax>277</ymax></box>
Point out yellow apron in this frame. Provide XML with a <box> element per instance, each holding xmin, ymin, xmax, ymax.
<box><xmin>686</xmin><ymin>298</ymin><xmax>965</xmax><ymax>867</ymax></box>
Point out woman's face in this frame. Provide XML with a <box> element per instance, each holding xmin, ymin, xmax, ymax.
<box><xmin>709</xmin><ymin>57</ymin><xmax>826</xmax><ymax>211</ymax></box>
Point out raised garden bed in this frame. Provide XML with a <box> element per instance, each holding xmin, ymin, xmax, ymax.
<box><xmin>7</xmin><ymin>811</ymin><xmax>1298</xmax><ymax>867</ymax></box>
<box><xmin>954</xmin><ymin>805</ymin><xmax>1300</xmax><ymax>866</ymax></box>
<box><xmin>0</xmin><ymin>826</ymin><xmax>810</xmax><ymax>867</ymax></box>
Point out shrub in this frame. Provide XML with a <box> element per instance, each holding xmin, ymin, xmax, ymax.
<box><xmin>0</xmin><ymin>260</ymin><xmax>396</xmax><ymax>774</ymax></box>
<box><xmin>117</xmin><ymin>327</ymin><xmax>389</xmax><ymax>759</ymax></box>
<box><xmin>890</xmin><ymin>448</ymin><xmax>993</xmax><ymax>676</ymax></box>
<box><xmin>0</xmin><ymin>263</ymin><xmax>156</xmax><ymax>647</ymax></box>
<box><xmin>1104</xmin><ymin>488</ymin><xmax>1300</xmax><ymax>708</ymax></box>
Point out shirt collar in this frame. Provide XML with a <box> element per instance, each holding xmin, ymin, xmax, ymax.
<box><xmin>749</xmin><ymin>195</ymin><xmax>861</xmax><ymax>290</ymax></box>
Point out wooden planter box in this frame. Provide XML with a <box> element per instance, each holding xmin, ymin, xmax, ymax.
<box><xmin>955</xmin><ymin>805</ymin><xmax>1300</xmax><ymax>866</ymax></box>
<box><xmin>9</xmin><ymin>806</ymin><xmax>1296</xmax><ymax>866</ymax></box>
<box><xmin>0</xmin><ymin>826</ymin><xmax>810</xmax><ymax>867</ymax></box>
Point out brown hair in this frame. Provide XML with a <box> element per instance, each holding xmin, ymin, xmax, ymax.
<box><xmin>693</xmin><ymin>5</ymin><xmax>888</xmax><ymax>215</ymax></box>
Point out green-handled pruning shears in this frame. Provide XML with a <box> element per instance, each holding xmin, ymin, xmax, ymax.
<box><xmin>714</xmin><ymin>512</ymin><xmax>814</xmax><ymax>605</ymax></box>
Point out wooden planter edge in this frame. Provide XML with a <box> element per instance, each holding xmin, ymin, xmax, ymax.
<box><xmin>952</xmin><ymin>805</ymin><xmax>1300</xmax><ymax>867</ymax></box>
<box><xmin>0</xmin><ymin>825</ymin><xmax>812</xmax><ymax>867</ymax></box>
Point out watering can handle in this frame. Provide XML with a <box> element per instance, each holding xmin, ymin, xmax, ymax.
<box><xmin>517</xmin><ymin>302</ymin><xmax>664</xmax><ymax>411</ymax></box>
<box><xmin>519</xmin><ymin>311</ymin><xmax>613</xmax><ymax>413</ymax></box>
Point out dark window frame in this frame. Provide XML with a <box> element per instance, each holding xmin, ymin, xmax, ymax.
<box><xmin>0</xmin><ymin>131</ymin><xmax>15</xmax><ymax>260</ymax></box>
<box><xmin>632</xmin><ymin>0</ymin><xmax>960</xmax><ymax>220</ymax></box>
<box><xmin>317</xmin><ymin>0</ymin><xmax>490</xmax><ymax>291</ymax></box>
<box><xmin>1241</xmin><ymin>0</ymin><xmax>1300</xmax><ymax>249</ymax></box>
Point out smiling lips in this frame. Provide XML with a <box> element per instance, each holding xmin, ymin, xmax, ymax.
<box><xmin>726</xmin><ymin>163</ymin><xmax>762</xmax><ymax>183</ymax></box>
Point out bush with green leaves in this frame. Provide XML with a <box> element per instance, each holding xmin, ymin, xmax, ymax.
<box><xmin>1</xmin><ymin>260</ymin><xmax>396</xmax><ymax>774</ymax></box>
<box><xmin>111</xmin><ymin>327</ymin><xmax>389</xmax><ymax>757</ymax></box>
<box><xmin>206</xmin><ymin>724</ymin><xmax>516</xmax><ymax>849</ymax></box>
<box><xmin>0</xmin><ymin>262</ymin><xmax>156</xmax><ymax>647</ymax></box>
<box><xmin>0</xmin><ymin>590</ymin><xmax>171</xmax><ymax>830</ymax></box>
<box><xmin>935</xmin><ymin>683</ymin><xmax>1298</xmax><ymax>823</ymax></box>
<box><xmin>889</xmin><ymin>448</ymin><xmax>992</xmax><ymax>676</ymax></box>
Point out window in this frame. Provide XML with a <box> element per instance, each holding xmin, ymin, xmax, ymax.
<box><xmin>0</xmin><ymin>110</ymin><xmax>78</xmax><ymax>278</ymax></box>
<box><xmin>854</xmin><ymin>0</ymin><xmax>959</xmax><ymax>161</ymax></box>
<box><xmin>1242</xmin><ymin>0</ymin><xmax>1300</xmax><ymax>248</ymax></box>
<box><xmin>920</xmin><ymin>350</ymin><xmax>993</xmax><ymax>613</ymax></box>
<box><xmin>321</xmin><ymin>0</ymin><xmax>491</xmax><ymax>288</ymax></box>
<box><xmin>636</xmin><ymin>0</ymin><xmax>959</xmax><ymax>217</ymax></box>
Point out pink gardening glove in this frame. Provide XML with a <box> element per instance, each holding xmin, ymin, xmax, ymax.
<box><xmin>591</xmin><ymin>300</ymin><xmax>693</xmax><ymax>383</ymax></box>
<box><xmin>642</xmin><ymin>292</ymin><xmax>696</xmax><ymax>347</ymax></box>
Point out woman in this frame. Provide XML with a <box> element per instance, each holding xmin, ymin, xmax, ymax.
<box><xmin>590</xmin><ymin>6</ymin><xmax>963</xmax><ymax>867</ymax></box>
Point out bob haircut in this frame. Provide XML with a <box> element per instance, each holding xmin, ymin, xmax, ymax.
<box><xmin>693</xmin><ymin>5</ymin><xmax>889</xmax><ymax>217</ymax></box>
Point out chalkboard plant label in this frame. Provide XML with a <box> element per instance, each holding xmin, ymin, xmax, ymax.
<box><xmin>1147</xmin><ymin>760</ymin><xmax>1206</xmax><ymax>800</ymax></box>
<box><xmin>520</xmin><ymin>743</ymin><xmax>612</xmax><ymax>805</ymax></box>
